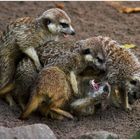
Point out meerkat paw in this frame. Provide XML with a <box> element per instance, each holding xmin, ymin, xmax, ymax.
<box><xmin>123</xmin><ymin>95</ymin><xmax>132</xmax><ymax>111</ymax></box>
<box><xmin>125</xmin><ymin>104</ymin><xmax>132</xmax><ymax>112</ymax></box>
<box><xmin>36</xmin><ymin>64</ymin><xmax>42</xmax><ymax>72</ymax></box>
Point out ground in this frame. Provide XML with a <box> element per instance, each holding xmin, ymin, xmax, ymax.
<box><xmin>0</xmin><ymin>1</ymin><xmax>140</xmax><ymax>139</ymax></box>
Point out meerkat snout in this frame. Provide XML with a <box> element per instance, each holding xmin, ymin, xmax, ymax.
<box><xmin>37</xmin><ymin>8</ymin><xmax>75</xmax><ymax>37</ymax></box>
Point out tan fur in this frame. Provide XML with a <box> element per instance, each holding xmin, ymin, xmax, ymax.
<box><xmin>20</xmin><ymin>66</ymin><xmax>73</xmax><ymax>119</ymax></box>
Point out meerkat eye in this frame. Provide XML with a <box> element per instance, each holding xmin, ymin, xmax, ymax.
<box><xmin>96</xmin><ymin>56</ymin><xmax>103</xmax><ymax>63</ymax></box>
<box><xmin>43</xmin><ymin>18</ymin><xmax>51</xmax><ymax>25</ymax></box>
<box><xmin>130</xmin><ymin>80</ymin><xmax>137</xmax><ymax>85</ymax></box>
<box><xmin>60</xmin><ymin>22</ymin><xmax>69</xmax><ymax>28</ymax></box>
<box><xmin>82</xmin><ymin>48</ymin><xmax>91</xmax><ymax>55</ymax></box>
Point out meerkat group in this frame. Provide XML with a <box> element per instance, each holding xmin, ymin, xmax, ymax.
<box><xmin>79</xmin><ymin>36</ymin><xmax>140</xmax><ymax>110</ymax></box>
<box><xmin>14</xmin><ymin>40</ymin><xmax>107</xmax><ymax>119</ymax></box>
<box><xmin>18</xmin><ymin>36</ymin><xmax>140</xmax><ymax>119</ymax></box>
<box><xmin>0</xmin><ymin>7</ymin><xmax>140</xmax><ymax>120</ymax></box>
<box><xmin>0</xmin><ymin>8</ymin><xmax>108</xmax><ymax>119</ymax></box>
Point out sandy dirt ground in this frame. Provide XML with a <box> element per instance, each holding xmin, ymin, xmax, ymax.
<box><xmin>0</xmin><ymin>1</ymin><xmax>140</xmax><ymax>139</ymax></box>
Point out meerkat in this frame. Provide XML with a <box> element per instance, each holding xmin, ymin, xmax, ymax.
<box><xmin>15</xmin><ymin>39</ymin><xmax>107</xmax><ymax>120</ymax></box>
<box><xmin>78</xmin><ymin>36</ymin><xmax>140</xmax><ymax>111</ymax></box>
<box><xmin>0</xmin><ymin>8</ymin><xmax>75</xmax><ymax>96</ymax></box>
<box><xmin>70</xmin><ymin>80</ymin><xmax>111</xmax><ymax>116</ymax></box>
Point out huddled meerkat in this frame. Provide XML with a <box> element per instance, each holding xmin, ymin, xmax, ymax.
<box><xmin>14</xmin><ymin>39</ymin><xmax>107</xmax><ymax>120</ymax></box>
<box><xmin>0</xmin><ymin>8</ymin><xmax>75</xmax><ymax>96</ymax></box>
<box><xmin>79</xmin><ymin>36</ymin><xmax>140</xmax><ymax>111</ymax></box>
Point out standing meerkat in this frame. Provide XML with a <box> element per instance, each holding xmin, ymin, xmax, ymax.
<box><xmin>79</xmin><ymin>36</ymin><xmax>140</xmax><ymax>111</ymax></box>
<box><xmin>0</xmin><ymin>8</ymin><xmax>75</xmax><ymax>95</ymax></box>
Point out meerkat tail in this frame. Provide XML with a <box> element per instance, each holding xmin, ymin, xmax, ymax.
<box><xmin>71</xmin><ymin>96</ymin><xmax>102</xmax><ymax>111</ymax></box>
<box><xmin>70</xmin><ymin>97</ymin><xmax>94</xmax><ymax>110</ymax></box>
<box><xmin>51</xmin><ymin>107</ymin><xmax>74</xmax><ymax>119</ymax></box>
<box><xmin>19</xmin><ymin>94</ymin><xmax>43</xmax><ymax>119</ymax></box>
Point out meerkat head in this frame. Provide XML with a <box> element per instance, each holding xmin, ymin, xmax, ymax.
<box><xmin>76</xmin><ymin>38</ymin><xmax>106</xmax><ymax>72</ymax></box>
<box><xmin>88</xmin><ymin>80</ymin><xmax>111</xmax><ymax>100</ymax></box>
<box><xmin>37</xmin><ymin>8</ymin><xmax>75</xmax><ymax>38</ymax></box>
<box><xmin>125</xmin><ymin>75</ymin><xmax>140</xmax><ymax>104</ymax></box>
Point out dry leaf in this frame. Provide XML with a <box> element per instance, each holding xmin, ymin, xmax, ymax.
<box><xmin>106</xmin><ymin>1</ymin><xmax>140</xmax><ymax>14</ymax></box>
<box><xmin>55</xmin><ymin>3</ymin><xmax>65</xmax><ymax>9</ymax></box>
<box><xmin>121</xmin><ymin>44</ymin><xmax>136</xmax><ymax>49</ymax></box>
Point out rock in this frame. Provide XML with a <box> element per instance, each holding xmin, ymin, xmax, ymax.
<box><xmin>77</xmin><ymin>130</ymin><xmax>119</xmax><ymax>139</ymax></box>
<box><xmin>132</xmin><ymin>130</ymin><xmax>140</xmax><ymax>139</ymax></box>
<box><xmin>0</xmin><ymin>123</ymin><xmax>56</xmax><ymax>139</ymax></box>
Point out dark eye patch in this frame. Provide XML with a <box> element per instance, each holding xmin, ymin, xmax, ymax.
<box><xmin>43</xmin><ymin>18</ymin><xmax>51</xmax><ymax>25</ymax></box>
<box><xmin>130</xmin><ymin>80</ymin><xmax>137</xmax><ymax>85</ymax></box>
<box><xmin>60</xmin><ymin>22</ymin><xmax>69</xmax><ymax>28</ymax></box>
<box><xmin>96</xmin><ymin>56</ymin><xmax>103</xmax><ymax>63</ymax></box>
<box><xmin>82</xmin><ymin>48</ymin><xmax>91</xmax><ymax>55</ymax></box>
